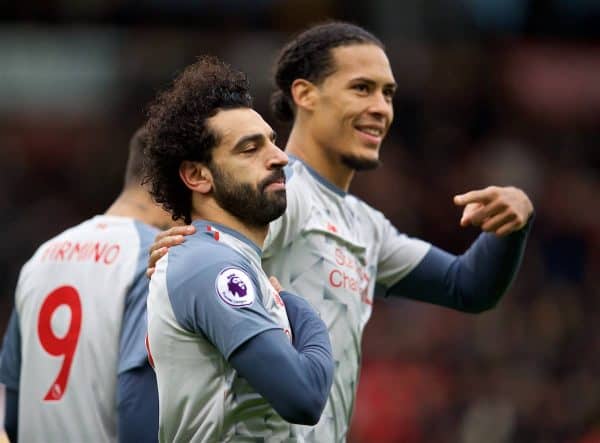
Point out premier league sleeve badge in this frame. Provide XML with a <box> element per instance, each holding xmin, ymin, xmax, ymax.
<box><xmin>215</xmin><ymin>267</ymin><xmax>256</xmax><ymax>307</ymax></box>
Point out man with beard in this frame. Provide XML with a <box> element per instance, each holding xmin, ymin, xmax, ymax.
<box><xmin>149</xmin><ymin>22</ymin><xmax>534</xmax><ymax>441</ymax></box>
<box><xmin>143</xmin><ymin>55</ymin><xmax>334</xmax><ymax>442</ymax></box>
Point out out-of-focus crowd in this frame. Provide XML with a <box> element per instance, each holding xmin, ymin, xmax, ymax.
<box><xmin>1</xmin><ymin>2</ymin><xmax>599</xmax><ymax>441</ymax></box>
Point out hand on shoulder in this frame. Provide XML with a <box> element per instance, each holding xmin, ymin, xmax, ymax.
<box><xmin>146</xmin><ymin>225</ymin><xmax>196</xmax><ymax>278</ymax></box>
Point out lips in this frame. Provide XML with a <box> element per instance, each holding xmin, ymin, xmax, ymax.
<box><xmin>355</xmin><ymin>124</ymin><xmax>385</xmax><ymax>145</ymax></box>
<box><xmin>355</xmin><ymin>125</ymin><xmax>384</xmax><ymax>137</ymax></box>
<box><xmin>261</xmin><ymin>170</ymin><xmax>286</xmax><ymax>192</ymax></box>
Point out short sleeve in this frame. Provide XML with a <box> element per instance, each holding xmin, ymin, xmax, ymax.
<box><xmin>118</xmin><ymin>221</ymin><xmax>159</xmax><ymax>374</ymax></box>
<box><xmin>376</xmin><ymin>215</ymin><xmax>431</xmax><ymax>289</ymax></box>
<box><xmin>0</xmin><ymin>309</ymin><xmax>21</xmax><ymax>390</ymax></box>
<box><xmin>118</xmin><ymin>266</ymin><xmax>151</xmax><ymax>373</ymax></box>
<box><xmin>167</xmin><ymin>260</ymin><xmax>282</xmax><ymax>359</ymax></box>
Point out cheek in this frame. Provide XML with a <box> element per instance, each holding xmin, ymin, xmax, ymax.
<box><xmin>321</xmin><ymin>97</ymin><xmax>353</xmax><ymax>126</ymax></box>
<box><xmin>227</xmin><ymin>165</ymin><xmax>256</xmax><ymax>188</ymax></box>
<box><xmin>339</xmin><ymin>101</ymin><xmax>364</xmax><ymax>126</ymax></box>
<box><xmin>335</xmin><ymin>108</ymin><xmax>357</xmax><ymax>134</ymax></box>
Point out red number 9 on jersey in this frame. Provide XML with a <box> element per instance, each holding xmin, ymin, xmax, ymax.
<box><xmin>37</xmin><ymin>285</ymin><xmax>82</xmax><ymax>401</ymax></box>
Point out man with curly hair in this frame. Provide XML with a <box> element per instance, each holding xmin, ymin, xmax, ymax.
<box><xmin>143</xmin><ymin>55</ymin><xmax>334</xmax><ymax>442</ymax></box>
<box><xmin>150</xmin><ymin>22</ymin><xmax>534</xmax><ymax>441</ymax></box>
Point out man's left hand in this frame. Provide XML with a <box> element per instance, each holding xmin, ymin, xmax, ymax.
<box><xmin>453</xmin><ymin>186</ymin><xmax>533</xmax><ymax>236</ymax></box>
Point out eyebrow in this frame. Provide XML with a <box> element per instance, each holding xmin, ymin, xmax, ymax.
<box><xmin>232</xmin><ymin>131</ymin><xmax>277</xmax><ymax>152</ymax></box>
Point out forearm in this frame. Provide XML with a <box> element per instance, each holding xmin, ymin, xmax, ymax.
<box><xmin>117</xmin><ymin>364</ymin><xmax>159</xmax><ymax>442</ymax></box>
<box><xmin>229</xmin><ymin>294</ymin><xmax>333</xmax><ymax>425</ymax></box>
<box><xmin>4</xmin><ymin>387</ymin><xmax>18</xmax><ymax>443</ymax></box>
<box><xmin>388</xmin><ymin>216</ymin><xmax>533</xmax><ymax>312</ymax></box>
<box><xmin>279</xmin><ymin>291</ymin><xmax>333</xmax><ymax>400</ymax></box>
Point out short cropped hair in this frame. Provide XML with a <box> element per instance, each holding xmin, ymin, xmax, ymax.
<box><xmin>124</xmin><ymin>127</ymin><xmax>149</xmax><ymax>187</ymax></box>
<box><xmin>271</xmin><ymin>21</ymin><xmax>384</xmax><ymax>123</ymax></box>
<box><xmin>144</xmin><ymin>55</ymin><xmax>253</xmax><ymax>224</ymax></box>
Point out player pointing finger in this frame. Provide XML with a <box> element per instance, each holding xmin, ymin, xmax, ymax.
<box><xmin>454</xmin><ymin>186</ymin><xmax>534</xmax><ymax>236</ymax></box>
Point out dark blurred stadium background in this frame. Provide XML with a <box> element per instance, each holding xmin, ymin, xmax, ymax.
<box><xmin>1</xmin><ymin>1</ymin><xmax>599</xmax><ymax>442</ymax></box>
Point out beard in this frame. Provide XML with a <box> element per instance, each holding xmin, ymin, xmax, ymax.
<box><xmin>341</xmin><ymin>153</ymin><xmax>382</xmax><ymax>171</ymax></box>
<box><xmin>211</xmin><ymin>165</ymin><xmax>287</xmax><ymax>228</ymax></box>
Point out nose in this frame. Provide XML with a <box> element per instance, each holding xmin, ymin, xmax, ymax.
<box><xmin>368</xmin><ymin>91</ymin><xmax>393</xmax><ymax>122</ymax></box>
<box><xmin>266</xmin><ymin>141</ymin><xmax>288</xmax><ymax>169</ymax></box>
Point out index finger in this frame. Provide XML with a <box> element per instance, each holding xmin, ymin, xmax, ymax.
<box><xmin>149</xmin><ymin>235</ymin><xmax>183</xmax><ymax>255</ymax></box>
<box><xmin>149</xmin><ymin>225</ymin><xmax>196</xmax><ymax>255</ymax></box>
<box><xmin>454</xmin><ymin>188</ymin><xmax>494</xmax><ymax>206</ymax></box>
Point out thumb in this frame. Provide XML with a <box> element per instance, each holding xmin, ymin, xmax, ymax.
<box><xmin>459</xmin><ymin>202</ymin><xmax>483</xmax><ymax>227</ymax></box>
<box><xmin>269</xmin><ymin>276</ymin><xmax>283</xmax><ymax>293</ymax></box>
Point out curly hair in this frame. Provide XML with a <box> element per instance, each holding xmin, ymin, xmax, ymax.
<box><xmin>144</xmin><ymin>55</ymin><xmax>253</xmax><ymax>224</ymax></box>
<box><xmin>271</xmin><ymin>21</ymin><xmax>384</xmax><ymax>123</ymax></box>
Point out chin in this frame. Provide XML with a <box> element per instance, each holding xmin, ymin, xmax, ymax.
<box><xmin>341</xmin><ymin>153</ymin><xmax>381</xmax><ymax>171</ymax></box>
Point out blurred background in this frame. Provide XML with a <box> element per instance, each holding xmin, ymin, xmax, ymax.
<box><xmin>1</xmin><ymin>1</ymin><xmax>599</xmax><ymax>442</ymax></box>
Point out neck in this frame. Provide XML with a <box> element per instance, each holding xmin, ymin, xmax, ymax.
<box><xmin>286</xmin><ymin>123</ymin><xmax>354</xmax><ymax>192</ymax></box>
<box><xmin>191</xmin><ymin>200</ymin><xmax>268</xmax><ymax>248</ymax></box>
<box><xmin>105</xmin><ymin>187</ymin><xmax>170</xmax><ymax>230</ymax></box>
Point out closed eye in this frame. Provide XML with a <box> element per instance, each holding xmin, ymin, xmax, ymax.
<box><xmin>243</xmin><ymin>144</ymin><xmax>258</xmax><ymax>153</ymax></box>
<box><xmin>234</xmin><ymin>131</ymin><xmax>277</xmax><ymax>154</ymax></box>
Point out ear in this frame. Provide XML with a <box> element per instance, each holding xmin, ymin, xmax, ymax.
<box><xmin>290</xmin><ymin>78</ymin><xmax>318</xmax><ymax>112</ymax></box>
<box><xmin>179</xmin><ymin>160</ymin><xmax>213</xmax><ymax>195</ymax></box>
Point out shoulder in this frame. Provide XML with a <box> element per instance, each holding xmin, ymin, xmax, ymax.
<box><xmin>34</xmin><ymin>218</ymin><xmax>91</xmax><ymax>250</ymax></box>
<box><xmin>131</xmin><ymin>220</ymin><xmax>161</xmax><ymax>253</ymax></box>
<box><xmin>284</xmin><ymin>158</ymin><xmax>319</xmax><ymax>191</ymax></box>
<box><xmin>163</xmin><ymin>235</ymin><xmax>262</xmax><ymax>325</ymax></box>
<box><xmin>165</xmin><ymin>233</ymin><xmax>255</xmax><ymax>292</ymax></box>
<box><xmin>284</xmin><ymin>157</ymin><xmax>301</xmax><ymax>182</ymax></box>
<box><xmin>283</xmin><ymin>158</ymin><xmax>322</xmax><ymax>202</ymax></box>
<box><xmin>284</xmin><ymin>160</ymin><xmax>313</xmax><ymax>212</ymax></box>
<box><xmin>345</xmin><ymin>192</ymin><xmax>379</xmax><ymax>215</ymax></box>
<box><xmin>132</xmin><ymin>220</ymin><xmax>160</xmax><ymax>242</ymax></box>
<box><xmin>345</xmin><ymin>192</ymin><xmax>404</xmax><ymax>231</ymax></box>
<box><xmin>22</xmin><ymin>218</ymin><xmax>93</xmax><ymax>267</ymax></box>
<box><xmin>169</xmin><ymin>231</ymin><xmax>247</xmax><ymax>266</ymax></box>
<box><xmin>344</xmin><ymin>193</ymin><xmax>430</xmax><ymax>255</ymax></box>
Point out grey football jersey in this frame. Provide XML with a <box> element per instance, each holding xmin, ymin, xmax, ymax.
<box><xmin>147</xmin><ymin>221</ymin><xmax>298</xmax><ymax>442</ymax></box>
<box><xmin>0</xmin><ymin>215</ymin><xmax>157</xmax><ymax>443</ymax></box>
<box><xmin>263</xmin><ymin>157</ymin><xmax>430</xmax><ymax>441</ymax></box>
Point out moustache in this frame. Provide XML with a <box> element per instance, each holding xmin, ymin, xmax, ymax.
<box><xmin>259</xmin><ymin>169</ymin><xmax>286</xmax><ymax>192</ymax></box>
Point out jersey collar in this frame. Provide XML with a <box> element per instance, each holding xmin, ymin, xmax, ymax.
<box><xmin>288</xmin><ymin>155</ymin><xmax>347</xmax><ymax>197</ymax></box>
<box><xmin>191</xmin><ymin>220</ymin><xmax>262</xmax><ymax>257</ymax></box>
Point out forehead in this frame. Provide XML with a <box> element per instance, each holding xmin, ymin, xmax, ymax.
<box><xmin>325</xmin><ymin>44</ymin><xmax>394</xmax><ymax>85</ymax></box>
<box><xmin>208</xmin><ymin>108</ymin><xmax>272</xmax><ymax>146</ymax></box>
